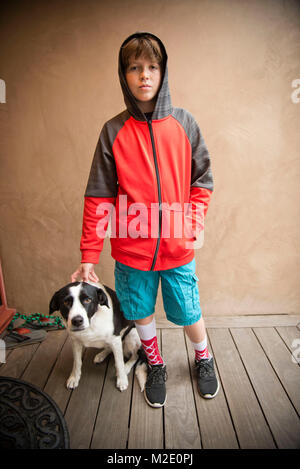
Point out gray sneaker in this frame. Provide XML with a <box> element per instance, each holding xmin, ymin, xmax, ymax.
<box><xmin>144</xmin><ymin>364</ymin><xmax>167</xmax><ymax>408</ymax></box>
<box><xmin>195</xmin><ymin>357</ymin><xmax>219</xmax><ymax>399</ymax></box>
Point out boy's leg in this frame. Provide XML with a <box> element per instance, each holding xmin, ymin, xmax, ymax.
<box><xmin>184</xmin><ymin>317</ymin><xmax>211</xmax><ymax>360</ymax></box>
<box><xmin>135</xmin><ymin>315</ymin><xmax>167</xmax><ymax>407</ymax></box>
<box><xmin>114</xmin><ymin>261</ymin><xmax>166</xmax><ymax>407</ymax></box>
<box><xmin>160</xmin><ymin>259</ymin><xmax>219</xmax><ymax>399</ymax></box>
<box><xmin>184</xmin><ymin>317</ymin><xmax>219</xmax><ymax>398</ymax></box>
<box><xmin>135</xmin><ymin>315</ymin><xmax>164</xmax><ymax>365</ymax></box>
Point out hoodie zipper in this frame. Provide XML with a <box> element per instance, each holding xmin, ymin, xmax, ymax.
<box><xmin>147</xmin><ymin>120</ymin><xmax>162</xmax><ymax>271</ymax></box>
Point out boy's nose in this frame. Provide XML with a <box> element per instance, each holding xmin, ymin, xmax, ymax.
<box><xmin>140</xmin><ymin>69</ymin><xmax>150</xmax><ymax>79</ymax></box>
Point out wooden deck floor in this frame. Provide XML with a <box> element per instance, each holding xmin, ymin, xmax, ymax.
<box><xmin>1</xmin><ymin>315</ymin><xmax>300</xmax><ymax>449</ymax></box>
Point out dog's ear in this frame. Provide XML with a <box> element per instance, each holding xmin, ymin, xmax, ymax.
<box><xmin>49</xmin><ymin>290</ymin><xmax>60</xmax><ymax>315</ymax></box>
<box><xmin>97</xmin><ymin>288</ymin><xmax>109</xmax><ymax>308</ymax></box>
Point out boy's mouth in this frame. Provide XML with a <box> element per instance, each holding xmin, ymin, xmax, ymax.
<box><xmin>139</xmin><ymin>85</ymin><xmax>151</xmax><ymax>89</ymax></box>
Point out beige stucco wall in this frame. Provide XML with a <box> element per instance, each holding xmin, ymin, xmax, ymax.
<box><xmin>0</xmin><ymin>0</ymin><xmax>299</xmax><ymax>318</ymax></box>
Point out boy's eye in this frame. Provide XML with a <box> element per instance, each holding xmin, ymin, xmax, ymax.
<box><xmin>127</xmin><ymin>64</ymin><xmax>159</xmax><ymax>72</ymax></box>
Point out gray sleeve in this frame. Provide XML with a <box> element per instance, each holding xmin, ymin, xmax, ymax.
<box><xmin>172</xmin><ymin>108</ymin><xmax>213</xmax><ymax>191</ymax></box>
<box><xmin>84</xmin><ymin>123</ymin><xmax>118</xmax><ymax>198</ymax></box>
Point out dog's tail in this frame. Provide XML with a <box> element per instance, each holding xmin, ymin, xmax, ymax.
<box><xmin>134</xmin><ymin>347</ymin><xmax>147</xmax><ymax>392</ymax></box>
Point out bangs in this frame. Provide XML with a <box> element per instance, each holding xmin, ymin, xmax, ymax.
<box><xmin>121</xmin><ymin>36</ymin><xmax>163</xmax><ymax>70</ymax></box>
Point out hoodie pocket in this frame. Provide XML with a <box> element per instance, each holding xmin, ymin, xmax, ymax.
<box><xmin>159</xmin><ymin>206</ymin><xmax>195</xmax><ymax>259</ymax></box>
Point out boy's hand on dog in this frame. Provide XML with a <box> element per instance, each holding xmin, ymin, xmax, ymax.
<box><xmin>71</xmin><ymin>263</ymin><xmax>99</xmax><ymax>283</ymax></box>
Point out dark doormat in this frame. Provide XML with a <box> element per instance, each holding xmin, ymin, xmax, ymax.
<box><xmin>0</xmin><ymin>376</ymin><xmax>70</xmax><ymax>449</ymax></box>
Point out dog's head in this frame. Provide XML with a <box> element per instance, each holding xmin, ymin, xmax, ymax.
<box><xmin>49</xmin><ymin>282</ymin><xmax>109</xmax><ymax>332</ymax></box>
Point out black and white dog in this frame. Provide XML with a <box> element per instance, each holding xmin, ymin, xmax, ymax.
<box><xmin>49</xmin><ymin>281</ymin><xmax>146</xmax><ymax>392</ymax></box>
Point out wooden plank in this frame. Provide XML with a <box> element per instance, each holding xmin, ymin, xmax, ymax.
<box><xmin>185</xmin><ymin>331</ymin><xmax>239</xmax><ymax>448</ymax></box>
<box><xmin>162</xmin><ymin>328</ymin><xmax>201</xmax><ymax>449</ymax></box>
<box><xmin>208</xmin><ymin>328</ymin><xmax>275</xmax><ymax>448</ymax></box>
<box><xmin>64</xmin><ymin>347</ymin><xmax>108</xmax><ymax>449</ymax></box>
<box><xmin>44</xmin><ymin>336</ymin><xmax>74</xmax><ymax>413</ymax></box>
<box><xmin>91</xmin><ymin>352</ymin><xmax>133</xmax><ymax>449</ymax></box>
<box><xmin>276</xmin><ymin>326</ymin><xmax>300</xmax><ymax>360</ymax></box>
<box><xmin>231</xmin><ymin>328</ymin><xmax>300</xmax><ymax>448</ymax></box>
<box><xmin>253</xmin><ymin>327</ymin><xmax>300</xmax><ymax>415</ymax></box>
<box><xmin>0</xmin><ymin>342</ymin><xmax>40</xmax><ymax>378</ymax></box>
<box><xmin>156</xmin><ymin>315</ymin><xmax>300</xmax><ymax>329</ymax></box>
<box><xmin>21</xmin><ymin>330</ymin><xmax>67</xmax><ymax>388</ymax></box>
<box><xmin>128</xmin><ymin>331</ymin><xmax>164</xmax><ymax>449</ymax></box>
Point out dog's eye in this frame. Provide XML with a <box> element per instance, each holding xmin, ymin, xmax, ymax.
<box><xmin>83</xmin><ymin>298</ymin><xmax>92</xmax><ymax>304</ymax></box>
<box><xmin>63</xmin><ymin>299</ymin><xmax>71</xmax><ymax>307</ymax></box>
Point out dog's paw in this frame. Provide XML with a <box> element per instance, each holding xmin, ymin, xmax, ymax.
<box><xmin>116</xmin><ymin>375</ymin><xmax>128</xmax><ymax>392</ymax></box>
<box><xmin>66</xmin><ymin>375</ymin><xmax>80</xmax><ymax>389</ymax></box>
<box><xmin>94</xmin><ymin>350</ymin><xmax>109</xmax><ymax>364</ymax></box>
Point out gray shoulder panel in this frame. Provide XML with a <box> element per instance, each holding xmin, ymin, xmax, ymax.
<box><xmin>84</xmin><ymin>110</ymin><xmax>130</xmax><ymax>197</ymax></box>
<box><xmin>172</xmin><ymin>108</ymin><xmax>213</xmax><ymax>191</ymax></box>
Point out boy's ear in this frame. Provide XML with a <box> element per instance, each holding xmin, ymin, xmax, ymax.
<box><xmin>97</xmin><ymin>288</ymin><xmax>109</xmax><ymax>308</ymax></box>
<box><xmin>49</xmin><ymin>290</ymin><xmax>60</xmax><ymax>315</ymax></box>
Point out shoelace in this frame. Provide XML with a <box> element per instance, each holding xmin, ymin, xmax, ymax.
<box><xmin>195</xmin><ymin>359</ymin><xmax>215</xmax><ymax>378</ymax></box>
<box><xmin>147</xmin><ymin>365</ymin><xmax>167</xmax><ymax>386</ymax></box>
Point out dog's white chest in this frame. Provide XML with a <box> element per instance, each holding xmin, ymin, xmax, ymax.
<box><xmin>71</xmin><ymin>306</ymin><xmax>114</xmax><ymax>348</ymax></box>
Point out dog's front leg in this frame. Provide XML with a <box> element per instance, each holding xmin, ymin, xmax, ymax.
<box><xmin>110</xmin><ymin>336</ymin><xmax>128</xmax><ymax>392</ymax></box>
<box><xmin>66</xmin><ymin>339</ymin><xmax>83</xmax><ymax>389</ymax></box>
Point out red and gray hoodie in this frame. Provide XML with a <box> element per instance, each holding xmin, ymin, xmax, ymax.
<box><xmin>80</xmin><ymin>32</ymin><xmax>213</xmax><ymax>271</ymax></box>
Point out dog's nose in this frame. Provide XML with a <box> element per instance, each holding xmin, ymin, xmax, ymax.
<box><xmin>71</xmin><ymin>315</ymin><xmax>84</xmax><ymax>328</ymax></box>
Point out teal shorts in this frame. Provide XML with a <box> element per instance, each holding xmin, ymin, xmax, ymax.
<box><xmin>114</xmin><ymin>258</ymin><xmax>202</xmax><ymax>326</ymax></box>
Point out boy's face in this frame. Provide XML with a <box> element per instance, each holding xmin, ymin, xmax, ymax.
<box><xmin>125</xmin><ymin>55</ymin><xmax>162</xmax><ymax>113</ymax></box>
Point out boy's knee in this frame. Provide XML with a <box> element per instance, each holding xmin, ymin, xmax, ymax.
<box><xmin>135</xmin><ymin>314</ymin><xmax>155</xmax><ymax>326</ymax></box>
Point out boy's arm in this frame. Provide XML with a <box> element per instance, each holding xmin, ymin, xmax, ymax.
<box><xmin>188</xmin><ymin>115</ymin><xmax>213</xmax><ymax>240</ymax></box>
<box><xmin>80</xmin><ymin>123</ymin><xmax>118</xmax><ymax>264</ymax></box>
<box><xmin>80</xmin><ymin>196</ymin><xmax>116</xmax><ymax>264</ymax></box>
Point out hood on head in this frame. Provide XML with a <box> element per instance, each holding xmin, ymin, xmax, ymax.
<box><xmin>118</xmin><ymin>32</ymin><xmax>172</xmax><ymax>121</ymax></box>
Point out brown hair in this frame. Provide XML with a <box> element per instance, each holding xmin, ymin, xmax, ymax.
<box><xmin>121</xmin><ymin>35</ymin><xmax>163</xmax><ymax>71</ymax></box>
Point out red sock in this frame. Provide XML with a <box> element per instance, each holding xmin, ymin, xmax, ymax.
<box><xmin>141</xmin><ymin>336</ymin><xmax>164</xmax><ymax>366</ymax></box>
<box><xmin>192</xmin><ymin>335</ymin><xmax>212</xmax><ymax>361</ymax></box>
<box><xmin>195</xmin><ymin>347</ymin><xmax>211</xmax><ymax>361</ymax></box>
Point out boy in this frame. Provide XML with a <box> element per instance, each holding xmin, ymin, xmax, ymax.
<box><xmin>71</xmin><ymin>32</ymin><xmax>219</xmax><ymax>407</ymax></box>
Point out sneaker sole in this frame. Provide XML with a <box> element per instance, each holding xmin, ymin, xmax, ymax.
<box><xmin>144</xmin><ymin>389</ymin><xmax>167</xmax><ymax>408</ymax></box>
<box><xmin>198</xmin><ymin>380</ymin><xmax>220</xmax><ymax>399</ymax></box>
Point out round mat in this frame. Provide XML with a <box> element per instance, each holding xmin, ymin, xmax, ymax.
<box><xmin>0</xmin><ymin>376</ymin><xmax>69</xmax><ymax>449</ymax></box>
